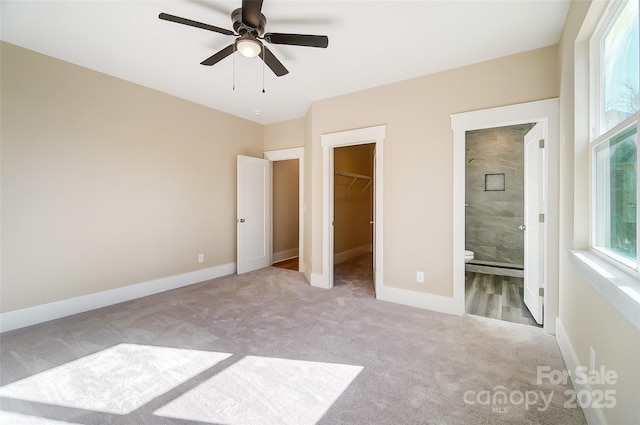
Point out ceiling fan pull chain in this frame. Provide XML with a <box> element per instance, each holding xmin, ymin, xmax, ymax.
<box><xmin>232</xmin><ymin>44</ymin><xmax>236</xmax><ymax>91</ymax></box>
<box><xmin>262</xmin><ymin>47</ymin><xmax>266</xmax><ymax>93</ymax></box>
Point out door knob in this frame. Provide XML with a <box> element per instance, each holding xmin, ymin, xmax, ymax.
<box><xmin>519</xmin><ymin>225</ymin><xmax>526</xmax><ymax>231</ymax></box>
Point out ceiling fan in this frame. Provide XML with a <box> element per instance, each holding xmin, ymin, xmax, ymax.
<box><xmin>159</xmin><ymin>0</ymin><xmax>329</xmax><ymax>77</ymax></box>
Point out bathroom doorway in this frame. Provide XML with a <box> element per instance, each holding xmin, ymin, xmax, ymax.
<box><xmin>464</xmin><ymin>124</ymin><xmax>540</xmax><ymax>326</ymax></box>
<box><xmin>451</xmin><ymin>99</ymin><xmax>559</xmax><ymax>334</ymax></box>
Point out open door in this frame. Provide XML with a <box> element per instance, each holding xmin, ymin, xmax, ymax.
<box><xmin>237</xmin><ymin>155</ymin><xmax>271</xmax><ymax>274</ymax></box>
<box><xmin>371</xmin><ymin>146</ymin><xmax>376</xmax><ymax>292</ymax></box>
<box><xmin>523</xmin><ymin>123</ymin><xmax>545</xmax><ymax>324</ymax></box>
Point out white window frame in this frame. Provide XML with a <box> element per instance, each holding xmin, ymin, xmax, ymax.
<box><xmin>589</xmin><ymin>0</ymin><xmax>640</xmax><ymax>277</ymax></box>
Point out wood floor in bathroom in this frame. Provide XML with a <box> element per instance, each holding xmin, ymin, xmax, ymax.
<box><xmin>465</xmin><ymin>272</ymin><xmax>541</xmax><ymax>327</ymax></box>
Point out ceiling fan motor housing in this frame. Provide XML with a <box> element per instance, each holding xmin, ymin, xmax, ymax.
<box><xmin>232</xmin><ymin>8</ymin><xmax>266</xmax><ymax>36</ymax></box>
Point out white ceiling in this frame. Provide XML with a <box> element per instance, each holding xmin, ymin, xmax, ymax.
<box><xmin>1</xmin><ymin>0</ymin><xmax>571</xmax><ymax>124</ymax></box>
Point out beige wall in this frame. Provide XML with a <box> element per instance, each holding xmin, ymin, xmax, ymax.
<box><xmin>558</xmin><ymin>2</ymin><xmax>640</xmax><ymax>424</ymax></box>
<box><xmin>272</xmin><ymin>159</ymin><xmax>299</xmax><ymax>256</ymax></box>
<box><xmin>334</xmin><ymin>144</ymin><xmax>373</xmax><ymax>255</ymax></box>
<box><xmin>3</xmin><ymin>13</ymin><xmax>638</xmax><ymax>421</ymax></box>
<box><xmin>307</xmin><ymin>45</ymin><xmax>559</xmax><ymax>296</ymax></box>
<box><xmin>1</xmin><ymin>42</ymin><xmax>263</xmax><ymax>312</ymax></box>
<box><xmin>303</xmin><ymin>107</ymin><xmax>314</xmax><ymax>276</ymax></box>
<box><xmin>264</xmin><ymin>118</ymin><xmax>304</xmax><ymax>151</ymax></box>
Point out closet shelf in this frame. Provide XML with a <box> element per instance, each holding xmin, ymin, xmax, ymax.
<box><xmin>335</xmin><ymin>170</ymin><xmax>371</xmax><ymax>180</ymax></box>
<box><xmin>335</xmin><ymin>170</ymin><xmax>372</xmax><ymax>194</ymax></box>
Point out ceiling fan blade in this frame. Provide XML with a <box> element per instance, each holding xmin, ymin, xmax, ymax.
<box><xmin>264</xmin><ymin>33</ymin><xmax>328</xmax><ymax>48</ymax></box>
<box><xmin>241</xmin><ymin>0</ymin><xmax>263</xmax><ymax>28</ymax></box>
<box><xmin>159</xmin><ymin>13</ymin><xmax>234</xmax><ymax>36</ymax></box>
<box><xmin>200</xmin><ymin>44</ymin><xmax>235</xmax><ymax>66</ymax></box>
<box><xmin>261</xmin><ymin>46</ymin><xmax>289</xmax><ymax>77</ymax></box>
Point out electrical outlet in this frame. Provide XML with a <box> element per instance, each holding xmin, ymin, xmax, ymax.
<box><xmin>590</xmin><ymin>347</ymin><xmax>596</xmax><ymax>374</ymax></box>
<box><xmin>198</xmin><ymin>253</ymin><xmax>205</xmax><ymax>263</ymax></box>
<box><xmin>416</xmin><ymin>271</ymin><xmax>424</xmax><ymax>283</ymax></box>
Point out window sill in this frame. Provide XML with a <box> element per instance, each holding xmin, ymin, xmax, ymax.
<box><xmin>569</xmin><ymin>250</ymin><xmax>640</xmax><ymax>330</ymax></box>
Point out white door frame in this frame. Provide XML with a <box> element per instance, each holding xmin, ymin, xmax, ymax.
<box><xmin>320</xmin><ymin>125</ymin><xmax>386</xmax><ymax>292</ymax></box>
<box><xmin>264</xmin><ymin>147</ymin><xmax>304</xmax><ymax>273</ymax></box>
<box><xmin>450</xmin><ymin>99</ymin><xmax>559</xmax><ymax>334</ymax></box>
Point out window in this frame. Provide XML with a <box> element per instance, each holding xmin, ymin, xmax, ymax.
<box><xmin>591</xmin><ymin>0</ymin><xmax>640</xmax><ymax>270</ymax></box>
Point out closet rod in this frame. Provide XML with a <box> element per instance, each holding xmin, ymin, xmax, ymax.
<box><xmin>334</xmin><ymin>170</ymin><xmax>371</xmax><ymax>180</ymax></box>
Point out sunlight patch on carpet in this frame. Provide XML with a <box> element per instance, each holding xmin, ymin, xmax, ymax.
<box><xmin>154</xmin><ymin>355</ymin><xmax>363</xmax><ymax>425</ymax></box>
<box><xmin>0</xmin><ymin>411</ymin><xmax>81</xmax><ymax>424</ymax></box>
<box><xmin>0</xmin><ymin>344</ymin><xmax>231</xmax><ymax>414</ymax></box>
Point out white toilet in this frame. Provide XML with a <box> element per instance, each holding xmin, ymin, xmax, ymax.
<box><xmin>465</xmin><ymin>250</ymin><xmax>474</xmax><ymax>263</ymax></box>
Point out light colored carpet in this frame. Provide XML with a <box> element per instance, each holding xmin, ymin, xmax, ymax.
<box><xmin>155</xmin><ymin>356</ymin><xmax>363</xmax><ymax>424</ymax></box>
<box><xmin>0</xmin><ymin>344</ymin><xmax>231</xmax><ymax>415</ymax></box>
<box><xmin>0</xmin><ymin>256</ymin><xmax>586</xmax><ymax>425</ymax></box>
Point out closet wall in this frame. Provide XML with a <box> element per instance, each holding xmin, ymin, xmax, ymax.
<box><xmin>272</xmin><ymin>159</ymin><xmax>299</xmax><ymax>262</ymax></box>
<box><xmin>334</xmin><ymin>144</ymin><xmax>374</xmax><ymax>261</ymax></box>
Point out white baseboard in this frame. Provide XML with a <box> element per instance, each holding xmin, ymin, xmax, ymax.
<box><xmin>334</xmin><ymin>244</ymin><xmax>372</xmax><ymax>265</ymax></box>
<box><xmin>272</xmin><ymin>248</ymin><xmax>299</xmax><ymax>263</ymax></box>
<box><xmin>310</xmin><ymin>272</ymin><xmax>330</xmax><ymax>289</ymax></box>
<box><xmin>0</xmin><ymin>263</ymin><xmax>236</xmax><ymax>333</ymax></box>
<box><xmin>555</xmin><ymin>318</ymin><xmax>607</xmax><ymax>425</ymax></box>
<box><xmin>376</xmin><ymin>284</ymin><xmax>461</xmax><ymax>316</ymax></box>
<box><xmin>300</xmin><ymin>262</ymin><xmax>310</xmax><ymax>282</ymax></box>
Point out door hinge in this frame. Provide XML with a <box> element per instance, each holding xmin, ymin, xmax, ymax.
<box><xmin>539</xmin><ymin>287</ymin><xmax>544</xmax><ymax>297</ymax></box>
<box><xmin>539</xmin><ymin>213</ymin><xmax>545</xmax><ymax>223</ymax></box>
<box><xmin>539</xmin><ymin>139</ymin><xmax>545</xmax><ymax>149</ymax></box>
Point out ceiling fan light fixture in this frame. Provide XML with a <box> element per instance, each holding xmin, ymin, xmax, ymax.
<box><xmin>236</xmin><ymin>36</ymin><xmax>262</xmax><ymax>58</ymax></box>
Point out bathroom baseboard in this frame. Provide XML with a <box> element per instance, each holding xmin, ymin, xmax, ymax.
<box><xmin>468</xmin><ymin>259</ymin><xmax>524</xmax><ymax>269</ymax></box>
<box><xmin>465</xmin><ymin>264</ymin><xmax>524</xmax><ymax>278</ymax></box>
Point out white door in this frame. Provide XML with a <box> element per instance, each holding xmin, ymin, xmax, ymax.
<box><xmin>328</xmin><ymin>150</ymin><xmax>335</xmax><ymax>288</ymax></box>
<box><xmin>371</xmin><ymin>146</ymin><xmax>376</xmax><ymax>291</ymax></box>
<box><xmin>237</xmin><ymin>155</ymin><xmax>271</xmax><ymax>274</ymax></box>
<box><xmin>523</xmin><ymin>123</ymin><xmax>545</xmax><ymax>324</ymax></box>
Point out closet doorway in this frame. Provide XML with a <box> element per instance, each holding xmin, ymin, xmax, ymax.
<box><xmin>333</xmin><ymin>144</ymin><xmax>375</xmax><ymax>294</ymax></box>
<box><xmin>320</xmin><ymin>124</ymin><xmax>386</xmax><ymax>294</ymax></box>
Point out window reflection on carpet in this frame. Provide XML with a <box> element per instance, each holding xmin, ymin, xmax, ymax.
<box><xmin>0</xmin><ymin>343</ymin><xmax>231</xmax><ymax>414</ymax></box>
<box><xmin>0</xmin><ymin>411</ymin><xmax>81</xmax><ymax>425</ymax></box>
<box><xmin>154</xmin><ymin>355</ymin><xmax>363</xmax><ymax>425</ymax></box>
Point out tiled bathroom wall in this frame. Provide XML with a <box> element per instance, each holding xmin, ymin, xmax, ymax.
<box><xmin>465</xmin><ymin>123</ymin><xmax>534</xmax><ymax>267</ymax></box>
